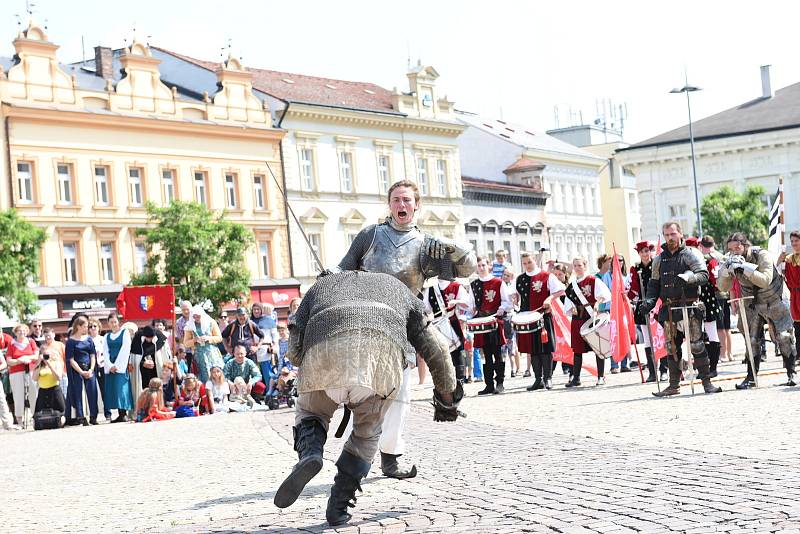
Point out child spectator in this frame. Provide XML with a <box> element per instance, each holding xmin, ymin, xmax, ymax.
<box><xmin>161</xmin><ymin>362</ymin><xmax>180</xmax><ymax>409</ymax></box>
<box><xmin>135</xmin><ymin>377</ymin><xmax>175</xmax><ymax>422</ymax></box>
<box><xmin>228</xmin><ymin>376</ymin><xmax>255</xmax><ymax>412</ymax></box>
<box><xmin>175</xmin><ymin>373</ymin><xmax>203</xmax><ymax>418</ymax></box>
<box><xmin>205</xmin><ymin>365</ymin><xmax>230</xmax><ymax>414</ymax></box>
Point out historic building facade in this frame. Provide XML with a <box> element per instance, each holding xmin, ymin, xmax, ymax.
<box><xmin>457</xmin><ymin>113</ymin><xmax>606</xmax><ymax>267</ymax></box>
<box><xmin>0</xmin><ymin>23</ymin><xmax>294</xmax><ymax>326</ymax></box>
<box><xmin>548</xmin><ymin>124</ymin><xmax>643</xmax><ymax>264</ymax></box>
<box><xmin>615</xmin><ymin>67</ymin><xmax>800</xmax><ymax>240</ymax></box>
<box><xmin>153</xmin><ymin>51</ymin><xmax>467</xmax><ymax>288</ymax></box>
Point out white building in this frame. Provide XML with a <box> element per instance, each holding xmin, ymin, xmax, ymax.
<box><xmin>154</xmin><ymin>52</ymin><xmax>467</xmax><ymax>287</ymax></box>
<box><xmin>457</xmin><ymin>113</ymin><xmax>607</xmax><ymax>267</ymax></box>
<box><xmin>616</xmin><ymin>66</ymin><xmax>800</xmax><ymax>241</ymax></box>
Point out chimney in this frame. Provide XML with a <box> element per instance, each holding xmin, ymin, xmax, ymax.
<box><xmin>94</xmin><ymin>46</ymin><xmax>113</xmax><ymax>80</ymax></box>
<box><xmin>760</xmin><ymin>64</ymin><xmax>773</xmax><ymax>98</ymax></box>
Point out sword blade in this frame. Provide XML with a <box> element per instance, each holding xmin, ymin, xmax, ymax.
<box><xmin>679</xmin><ymin>302</ymin><xmax>695</xmax><ymax>395</ymax></box>
<box><xmin>736</xmin><ymin>298</ymin><xmax>759</xmax><ymax>388</ymax></box>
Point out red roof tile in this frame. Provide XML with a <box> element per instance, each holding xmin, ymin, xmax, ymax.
<box><xmin>154</xmin><ymin>47</ymin><xmax>398</xmax><ymax>114</ymax></box>
<box><xmin>503</xmin><ymin>157</ymin><xmax>546</xmax><ymax>174</ymax></box>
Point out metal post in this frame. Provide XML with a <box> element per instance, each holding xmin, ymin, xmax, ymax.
<box><xmin>685</xmin><ymin>90</ymin><xmax>703</xmax><ymax>237</ymax></box>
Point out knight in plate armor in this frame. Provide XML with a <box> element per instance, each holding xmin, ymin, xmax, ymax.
<box><xmin>717</xmin><ymin>232</ymin><xmax>797</xmax><ymax>389</ymax></box>
<box><xmin>273</xmin><ymin>271</ymin><xmax>462</xmax><ymax>527</ymax></box>
<box><xmin>330</xmin><ymin>179</ymin><xmax>476</xmax><ymax>479</ymax></box>
<box><xmin>642</xmin><ymin>221</ymin><xmax>722</xmax><ymax>397</ymax></box>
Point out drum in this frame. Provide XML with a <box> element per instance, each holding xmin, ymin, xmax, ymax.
<box><xmin>466</xmin><ymin>316</ymin><xmax>497</xmax><ymax>334</ymax></box>
<box><xmin>511</xmin><ymin>311</ymin><xmax>544</xmax><ymax>334</ymax></box>
<box><xmin>579</xmin><ymin>313</ymin><xmax>612</xmax><ymax>359</ymax></box>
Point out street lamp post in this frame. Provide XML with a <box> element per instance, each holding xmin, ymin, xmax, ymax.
<box><xmin>670</xmin><ymin>84</ymin><xmax>703</xmax><ymax>237</ymax></box>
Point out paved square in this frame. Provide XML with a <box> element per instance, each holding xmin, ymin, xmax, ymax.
<box><xmin>5</xmin><ymin>344</ymin><xmax>800</xmax><ymax>533</ymax></box>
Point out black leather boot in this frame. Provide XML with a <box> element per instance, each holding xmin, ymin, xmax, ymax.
<box><xmin>493</xmin><ymin>361</ymin><xmax>505</xmax><ymax>394</ymax></box>
<box><xmin>736</xmin><ymin>351</ymin><xmax>760</xmax><ymax>390</ymax></box>
<box><xmin>695</xmin><ymin>355</ymin><xmax>722</xmax><ymax>394</ymax></box>
<box><xmin>707</xmin><ymin>342</ymin><xmax>720</xmax><ymax>378</ymax></box>
<box><xmin>477</xmin><ymin>363</ymin><xmax>495</xmax><ymax>395</ymax></box>
<box><xmin>644</xmin><ymin>347</ymin><xmax>656</xmax><ymax>382</ymax></box>
<box><xmin>274</xmin><ymin>418</ymin><xmax>327</xmax><ymax>508</ymax></box>
<box><xmin>326</xmin><ymin>450</ymin><xmax>371</xmax><ymax>527</ymax></box>
<box><xmin>451</xmin><ymin>350</ymin><xmax>466</xmax><ymax>383</ymax></box>
<box><xmin>653</xmin><ymin>358</ymin><xmax>681</xmax><ymax>397</ymax></box>
<box><xmin>566</xmin><ymin>354</ymin><xmax>582</xmax><ymax>387</ymax></box>
<box><xmin>380</xmin><ymin>452</ymin><xmax>417</xmax><ymax>479</ymax></box>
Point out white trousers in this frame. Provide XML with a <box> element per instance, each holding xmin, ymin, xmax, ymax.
<box><xmin>704</xmin><ymin>321</ymin><xmax>720</xmax><ymax>342</ymax></box>
<box><xmin>0</xmin><ymin>379</ymin><xmax>14</xmax><ymax>429</ymax></box>
<box><xmin>378</xmin><ymin>365</ymin><xmax>411</xmax><ymax>456</ymax></box>
<box><xmin>9</xmin><ymin>372</ymin><xmax>38</xmax><ymax>420</ymax></box>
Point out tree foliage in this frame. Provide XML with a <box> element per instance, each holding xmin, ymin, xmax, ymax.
<box><xmin>700</xmin><ymin>185</ymin><xmax>770</xmax><ymax>247</ymax></box>
<box><xmin>129</xmin><ymin>201</ymin><xmax>254</xmax><ymax>316</ymax></box>
<box><xmin>0</xmin><ymin>210</ymin><xmax>46</xmax><ymax>321</ymax></box>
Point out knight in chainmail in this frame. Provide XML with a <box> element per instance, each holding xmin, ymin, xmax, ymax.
<box><xmin>717</xmin><ymin>232</ymin><xmax>797</xmax><ymax>389</ymax></box>
<box><xmin>273</xmin><ymin>271</ymin><xmax>462</xmax><ymax>527</ymax></box>
<box><xmin>642</xmin><ymin>221</ymin><xmax>723</xmax><ymax>396</ymax></box>
<box><xmin>328</xmin><ymin>179</ymin><xmax>476</xmax><ymax>479</ymax></box>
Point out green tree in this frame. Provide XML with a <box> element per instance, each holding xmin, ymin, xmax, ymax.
<box><xmin>0</xmin><ymin>210</ymin><xmax>46</xmax><ymax>321</ymax></box>
<box><xmin>700</xmin><ymin>185</ymin><xmax>770</xmax><ymax>247</ymax></box>
<box><xmin>130</xmin><ymin>201</ymin><xmax>254</xmax><ymax>316</ymax></box>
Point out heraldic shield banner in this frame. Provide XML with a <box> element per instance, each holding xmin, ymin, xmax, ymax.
<box><xmin>116</xmin><ymin>285</ymin><xmax>175</xmax><ymax>320</ymax></box>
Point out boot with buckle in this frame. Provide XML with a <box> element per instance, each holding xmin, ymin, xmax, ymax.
<box><xmin>274</xmin><ymin>418</ymin><xmax>327</xmax><ymax>508</ymax></box>
<box><xmin>326</xmin><ymin>450</ymin><xmax>371</xmax><ymax>527</ymax></box>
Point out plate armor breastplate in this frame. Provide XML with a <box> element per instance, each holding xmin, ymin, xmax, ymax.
<box><xmin>361</xmin><ymin>224</ymin><xmax>425</xmax><ymax>295</ymax></box>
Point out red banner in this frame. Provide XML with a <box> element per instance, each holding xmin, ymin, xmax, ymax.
<box><xmin>116</xmin><ymin>285</ymin><xmax>176</xmax><ymax>320</ymax></box>
<box><xmin>610</xmin><ymin>246</ymin><xmax>636</xmax><ymax>363</ymax></box>
<box><xmin>551</xmin><ymin>299</ymin><xmax>597</xmax><ymax>377</ymax></box>
<box><xmin>648</xmin><ymin>314</ymin><xmax>668</xmax><ymax>361</ymax></box>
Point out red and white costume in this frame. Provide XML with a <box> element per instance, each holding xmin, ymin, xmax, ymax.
<box><xmin>564</xmin><ymin>275</ymin><xmax>610</xmax><ymax>354</ymax></box>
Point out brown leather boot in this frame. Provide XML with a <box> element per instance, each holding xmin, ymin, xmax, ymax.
<box><xmin>653</xmin><ymin>358</ymin><xmax>681</xmax><ymax>397</ymax></box>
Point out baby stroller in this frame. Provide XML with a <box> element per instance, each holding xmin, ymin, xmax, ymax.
<box><xmin>266</xmin><ymin>353</ymin><xmax>297</xmax><ymax>410</ymax></box>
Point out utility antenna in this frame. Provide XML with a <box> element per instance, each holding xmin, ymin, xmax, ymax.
<box><xmin>81</xmin><ymin>35</ymin><xmax>86</xmax><ymax>66</ymax></box>
<box><xmin>146</xmin><ymin>34</ymin><xmax>152</xmax><ymax>47</ymax></box>
<box><xmin>25</xmin><ymin>1</ymin><xmax>36</xmax><ymax>17</ymax></box>
<box><xmin>406</xmin><ymin>41</ymin><xmax>411</xmax><ymax>69</ymax></box>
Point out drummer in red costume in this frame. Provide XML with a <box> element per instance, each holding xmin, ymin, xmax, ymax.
<box><xmin>563</xmin><ymin>256</ymin><xmax>611</xmax><ymax>387</ymax></box>
<box><xmin>507</xmin><ymin>252</ymin><xmax>566</xmax><ymax>391</ymax></box>
<box><xmin>467</xmin><ymin>256</ymin><xmax>513</xmax><ymax>395</ymax></box>
<box><xmin>778</xmin><ymin>230</ymin><xmax>800</xmax><ymax>362</ymax></box>
<box><xmin>423</xmin><ymin>279</ymin><xmax>471</xmax><ymax>382</ymax></box>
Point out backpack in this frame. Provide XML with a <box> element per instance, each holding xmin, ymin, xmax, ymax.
<box><xmin>33</xmin><ymin>408</ymin><xmax>63</xmax><ymax>430</ymax></box>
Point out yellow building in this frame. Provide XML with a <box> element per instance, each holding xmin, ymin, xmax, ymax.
<box><xmin>0</xmin><ymin>23</ymin><xmax>293</xmax><ymax>327</ymax></box>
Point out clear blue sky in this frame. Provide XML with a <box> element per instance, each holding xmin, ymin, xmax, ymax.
<box><xmin>2</xmin><ymin>0</ymin><xmax>798</xmax><ymax>144</ymax></box>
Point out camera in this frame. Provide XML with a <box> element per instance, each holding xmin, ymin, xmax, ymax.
<box><xmin>42</xmin><ymin>352</ymin><xmax>50</xmax><ymax>361</ymax></box>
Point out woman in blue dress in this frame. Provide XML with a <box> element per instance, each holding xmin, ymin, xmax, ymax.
<box><xmin>102</xmin><ymin>312</ymin><xmax>133</xmax><ymax>423</ymax></box>
<box><xmin>65</xmin><ymin>315</ymin><xmax>98</xmax><ymax>426</ymax></box>
<box><xmin>183</xmin><ymin>305</ymin><xmax>223</xmax><ymax>384</ymax></box>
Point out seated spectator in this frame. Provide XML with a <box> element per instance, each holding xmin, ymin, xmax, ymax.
<box><xmin>224</xmin><ymin>345</ymin><xmax>261</xmax><ymax>392</ymax></box>
<box><xmin>135</xmin><ymin>378</ymin><xmax>175</xmax><ymax>422</ymax></box>
<box><xmin>228</xmin><ymin>376</ymin><xmax>255</xmax><ymax>412</ymax></box>
<box><xmin>175</xmin><ymin>373</ymin><xmax>204</xmax><ymax>418</ymax></box>
<box><xmin>205</xmin><ymin>364</ymin><xmax>230</xmax><ymax>414</ymax></box>
<box><xmin>32</xmin><ymin>338</ymin><xmax>66</xmax><ymax>421</ymax></box>
<box><xmin>221</xmin><ymin>307</ymin><xmax>264</xmax><ymax>359</ymax></box>
<box><xmin>161</xmin><ymin>362</ymin><xmax>180</xmax><ymax>409</ymax></box>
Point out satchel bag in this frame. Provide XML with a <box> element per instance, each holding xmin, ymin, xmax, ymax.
<box><xmin>33</xmin><ymin>408</ymin><xmax>63</xmax><ymax>430</ymax></box>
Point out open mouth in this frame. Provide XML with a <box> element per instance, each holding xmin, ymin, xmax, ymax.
<box><xmin>398</xmin><ymin>210</ymin><xmax>408</xmax><ymax>219</ymax></box>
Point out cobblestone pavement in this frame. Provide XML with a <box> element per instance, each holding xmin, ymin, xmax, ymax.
<box><xmin>5</xmin><ymin>340</ymin><xmax>800</xmax><ymax>533</ymax></box>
